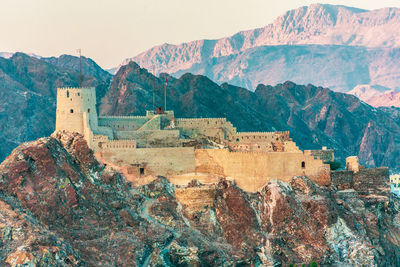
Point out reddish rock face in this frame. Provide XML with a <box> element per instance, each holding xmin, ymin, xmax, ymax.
<box><xmin>1</xmin><ymin>132</ymin><xmax>400</xmax><ymax>266</ymax></box>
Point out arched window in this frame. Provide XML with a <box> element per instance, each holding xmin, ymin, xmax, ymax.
<box><xmin>70</xmin><ymin>109</ymin><xmax>74</xmax><ymax>113</ymax></box>
<box><xmin>301</xmin><ymin>161</ymin><xmax>305</xmax><ymax>168</ymax></box>
<box><xmin>88</xmin><ymin>108</ymin><xmax>91</xmax><ymax>113</ymax></box>
<box><xmin>66</xmin><ymin>90</ymin><xmax>69</xmax><ymax>98</ymax></box>
<box><xmin>236</xmin><ymin>138</ymin><xmax>239</xmax><ymax>142</ymax></box>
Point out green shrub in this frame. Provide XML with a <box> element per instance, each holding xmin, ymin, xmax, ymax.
<box><xmin>327</xmin><ymin>161</ymin><xmax>341</xmax><ymax>170</ymax></box>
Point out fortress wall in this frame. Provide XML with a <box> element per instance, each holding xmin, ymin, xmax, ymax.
<box><xmin>331</xmin><ymin>170</ymin><xmax>354</xmax><ymax>190</ymax></box>
<box><xmin>98</xmin><ymin>116</ymin><xmax>149</xmax><ymax>131</ymax></box>
<box><xmin>228</xmin><ymin>140</ymin><xmax>300</xmax><ymax>153</ymax></box>
<box><xmin>176</xmin><ymin>118</ymin><xmax>237</xmax><ymax>141</ymax></box>
<box><xmin>100</xmin><ymin>140</ymin><xmax>137</xmax><ymax>150</ymax></box>
<box><xmin>194</xmin><ymin>149</ymin><xmax>330</xmax><ymax>192</ymax></box>
<box><xmin>176</xmin><ymin>118</ymin><xmax>227</xmax><ymax>127</ymax></box>
<box><xmin>283</xmin><ymin>141</ymin><xmax>300</xmax><ymax>152</ymax></box>
<box><xmin>305</xmin><ymin>149</ymin><xmax>335</xmax><ymax>163</ymax></box>
<box><xmin>232</xmin><ymin>131</ymin><xmax>291</xmax><ymax>144</ymax></box>
<box><xmin>353</xmin><ymin>167</ymin><xmax>389</xmax><ymax>195</ymax></box>
<box><xmin>114</xmin><ymin>130</ymin><xmax>181</xmax><ymax>147</ymax></box>
<box><xmin>98</xmin><ymin>147</ymin><xmax>196</xmax><ymax>176</ymax></box>
<box><xmin>92</xmin><ymin>126</ymin><xmax>113</xmax><ymax>139</ymax></box>
<box><xmin>136</xmin><ymin>115</ymin><xmax>161</xmax><ymax>130</ymax></box>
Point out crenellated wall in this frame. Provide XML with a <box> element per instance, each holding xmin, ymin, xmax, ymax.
<box><xmin>176</xmin><ymin>118</ymin><xmax>237</xmax><ymax>140</ymax></box>
<box><xmin>114</xmin><ymin>130</ymin><xmax>180</xmax><ymax>147</ymax></box>
<box><xmin>98</xmin><ymin>116</ymin><xmax>149</xmax><ymax>131</ymax></box>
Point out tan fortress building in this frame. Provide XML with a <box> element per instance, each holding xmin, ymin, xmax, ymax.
<box><xmin>55</xmin><ymin>87</ymin><xmax>333</xmax><ymax>191</ymax></box>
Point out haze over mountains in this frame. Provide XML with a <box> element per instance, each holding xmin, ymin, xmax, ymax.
<box><xmin>2</xmin><ymin>4</ymin><xmax>400</xmax><ymax>168</ymax></box>
<box><xmin>119</xmin><ymin>4</ymin><xmax>400</xmax><ymax>106</ymax></box>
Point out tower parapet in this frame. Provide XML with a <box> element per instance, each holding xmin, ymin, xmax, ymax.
<box><xmin>55</xmin><ymin>87</ymin><xmax>99</xmax><ymax>148</ymax></box>
<box><xmin>56</xmin><ymin>87</ymin><xmax>98</xmax><ymax>133</ymax></box>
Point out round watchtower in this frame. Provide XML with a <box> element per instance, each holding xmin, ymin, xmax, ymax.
<box><xmin>55</xmin><ymin>87</ymin><xmax>98</xmax><ymax>134</ymax></box>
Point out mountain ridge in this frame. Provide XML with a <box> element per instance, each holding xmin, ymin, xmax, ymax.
<box><xmin>107</xmin><ymin>4</ymin><xmax>400</xmax><ymax>99</ymax></box>
<box><xmin>130</xmin><ymin>4</ymin><xmax>400</xmax><ymax>76</ymax></box>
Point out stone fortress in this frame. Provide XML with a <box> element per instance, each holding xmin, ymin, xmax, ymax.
<box><xmin>55</xmin><ymin>87</ymin><xmax>388</xmax><ymax>192</ymax></box>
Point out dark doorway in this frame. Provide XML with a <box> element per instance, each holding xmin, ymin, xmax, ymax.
<box><xmin>140</xmin><ymin>167</ymin><xmax>145</xmax><ymax>176</ymax></box>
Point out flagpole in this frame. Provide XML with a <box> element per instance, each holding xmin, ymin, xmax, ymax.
<box><xmin>164</xmin><ymin>74</ymin><xmax>167</xmax><ymax>112</ymax></box>
<box><xmin>152</xmin><ymin>66</ymin><xmax>155</xmax><ymax>114</ymax></box>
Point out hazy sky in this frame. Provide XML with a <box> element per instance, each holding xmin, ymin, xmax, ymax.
<box><xmin>1</xmin><ymin>0</ymin><xmax>400</xmax><ymax>68</ymax></box>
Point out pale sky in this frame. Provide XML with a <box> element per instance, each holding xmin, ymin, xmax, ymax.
<box><xmin>1</xmin><ymin>0</ymin><xmax>400</xmax><ymax>68</ymax></box>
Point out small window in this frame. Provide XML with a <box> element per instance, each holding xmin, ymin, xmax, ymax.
<box><xmin>236</xmin><ymin>138</ymin><xmax>239</xmax><ymax>142</ymax></box>
<box><xmin>70</xmin><ymin>109</ymin><xmax>74</xmax><ymax>113</ymax></box>
<box><xmin>140</xmin><ymin>167</ymin><xmax>144</xmax><ymax>176</ymax></box>
<box><xmin>66</xmin><ymin>90</ymin><xmax>69</xmax><ymax>97</ymax></box>
<box><xmin>77</xmin><ymin>93</ymin><xmax>80</xmax><ymax>96</ymax></box>
<box><xmin>301</xmin><ymin>161</ymin><xmax>305</xmax><ymax>168</ymax></box>
<box><xmin>88</xmin><ymin>108</ymin><xmax>90</xmax><ymax>113</ymax></box>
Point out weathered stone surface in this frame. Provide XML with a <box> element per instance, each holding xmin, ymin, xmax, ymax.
<box><xmin>0</xmin><ymin>132</ymin><xmax>400</xmax><ymax>266</ymax></box>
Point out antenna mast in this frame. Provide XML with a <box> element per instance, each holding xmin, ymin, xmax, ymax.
<box><xmin>164</xmin><ymin>73</ymin><xmax>167</xmax><ymax>112</ymax></box>
<box><xmin>152</xmin><ymin>65</ymin><xmax>156</xmax><ymax>113</ymax></box>
<box><xmin>77</xmin><ymin>48</ymin><xmax>82</xmax><ymax>87</ymax></box>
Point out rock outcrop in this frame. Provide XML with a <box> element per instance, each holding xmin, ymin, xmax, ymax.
<box><xmin>0</xmin><ymin>132</ymin><xmax>399</xmax><ymax>266</ymax></box>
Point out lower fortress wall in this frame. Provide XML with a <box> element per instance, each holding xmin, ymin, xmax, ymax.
<box><xmin>114</xmin><ymin>130</ymin><xmax>181</xmax><ymax>147</ymax></box>
<box><xmin>97</xmin><ymin>147</ymin><xmax>330</xmax><ymax>192</ymax></box>
<box><xmin>98</xmin><ymin>147</ymin><xmax>196</xmax><ymax>176</ymax></box>
<box><xmin>353</xmin><ymin>167</ymin><xmax>389</xmax><ymax>195</ymax></box>
<box><xmin>193</xmin><ymin>149</ymin><xmax>330</xmax><ymax>191</ymax></box>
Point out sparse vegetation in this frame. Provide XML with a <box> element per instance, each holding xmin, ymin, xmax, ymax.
<box><xmin>328</xmin><ymin>161</ymin><xmax>342</xmax><ymax>170</ymax></box>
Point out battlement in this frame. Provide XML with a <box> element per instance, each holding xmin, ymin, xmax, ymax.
<box><xmin>101</xmin><ymin>140</ymin><xmax>137</xmax><ymax>150</ymax></box>
<box><xmin>99</xmin><ymin>115</ymin><xmax>148</xmax><ymax>119</ymax></box>
<box><xmin>176</xmin><ymin>118</ymin><xmax>227</xmax><ymax>121</ymax></box>
<box><xmin>58</xmin><ymin>87</ymin><xmax>95</xmax><ymax>90</ymax></box>
<box><xmin>235</xmin><ymin>131</ymin><xmax>290</xmax><ymax>135</ymax></box>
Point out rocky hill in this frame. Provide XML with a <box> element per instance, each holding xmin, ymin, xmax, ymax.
<box><xmin>100</xmin><ymin>62</ymin><xmax>400</xmax><ymax>170</ymax></box>
<box><xmin>0</xmin><ymin>131</ymin><xmax>399</xmax><ymax>266</ymax></box>
<box><xmin>0</xmin><ymin>53</ymin><xmax>111</xmax><ymax>161</ymax></box>
<box><xmin>124</xmin><ymin>4</ymin><xmax>400</xmax><ymax>94</ymax></box>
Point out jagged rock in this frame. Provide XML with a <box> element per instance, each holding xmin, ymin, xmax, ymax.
<box><xmin>0</xmin><ymin>132</ymin><xmax>399</xmax><ymax>266</ymax></box>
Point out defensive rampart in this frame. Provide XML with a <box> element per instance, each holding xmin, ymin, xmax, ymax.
<box><xmin>194</xmin><ymin>149</ymin><xmax>330</xmax><ymax>191</ymax></box>
<box><xmin>98</xmin><ymin>116</ymin><xmax>149</xmax><ymax>131</ymax></box>
<box><xmin>176</xmin><ymin>118</ymin><xmax>237</xmax><ymax>140</ymax></box>
<box><xmin>98</xmin><ymin>147</ymin><xmax>196</xmax><ymax>176</ymax></box>
<box><xmin>114</xmin><ymin>130</ymin><xmax>180</xmax><ymax>147</ymax></box>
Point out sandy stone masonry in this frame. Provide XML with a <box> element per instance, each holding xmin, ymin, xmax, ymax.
<box><xmin>55</xmin><ymin>87</ymin><xmax>336</xmax><ymax>191</ymax></box>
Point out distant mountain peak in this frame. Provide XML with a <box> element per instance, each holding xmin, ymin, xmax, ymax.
<box><xmin>113</xmin><ymin>4</ymin><xmax>400</xmax><ymax>94</ymax></box>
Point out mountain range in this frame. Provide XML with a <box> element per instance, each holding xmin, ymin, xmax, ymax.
<box><xmin>117</xmin><ymin>4</ymin><xmax>400</xmax><ymax>106</ymax></box>
<box><xmin>2</xmin><ymin>52</ymin><xmax>400</xmax><ymax>170</ymax></box>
